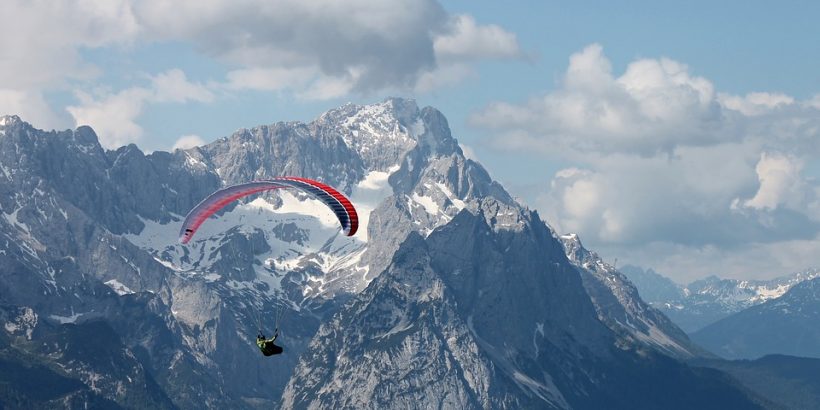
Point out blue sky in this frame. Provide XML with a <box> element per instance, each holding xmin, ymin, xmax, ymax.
<box><xmin>2</xmin><ymin>0</ymin><xmax>819</xmax><ymax>282</ymax></box>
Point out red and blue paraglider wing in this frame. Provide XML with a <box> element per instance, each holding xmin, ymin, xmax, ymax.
<box><xmin>179</xmin><ymin>177</ymin><xmax>358</xmax><ymax>244</ymax></box>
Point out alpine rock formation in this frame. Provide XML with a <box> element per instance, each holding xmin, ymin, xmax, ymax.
<box><xmin>0</xmin><ymin>100</ymin><xmax>506</xmax><ymax>407</ymax></box>
<box><xmin>282</xmin><ymin>200</ymin><xmax>760</xmax><ymax>409</ymax></box>
<box><xmin>0</xmin><ymin>102</ymin><xmax>765</xmax><ymax>409</ymax></box>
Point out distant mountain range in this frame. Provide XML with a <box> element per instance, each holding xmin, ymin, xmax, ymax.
<box><xmin>621</xmin><ymin>265</ymin><xmax>820</xmax><ymax>333</ymax></box>
<box><xmin>691</xmin><ymin>278</ymin><xmax>820</xmax><ymax>360</ymax></box>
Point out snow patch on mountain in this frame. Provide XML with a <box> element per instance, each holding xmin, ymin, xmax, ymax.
<box><xmin>436</xmin><ymin>182</ymin><xmax>466</xmax><ymax>210</ymax></box>
<box><xmin>340</xmin><ymin>100</ymin><xmax>417</xmax><ymax>145</ymax></box>
<box><xmin>4</xmin><ymin>205</ymin><xmax>31</xmax><ymax>236</ymax></box>
<box><xmin>2</xmin><ymin>202</ymin><xmax>48</xmax><ymax>263</ymax></box>
<box><xmin>105</xmin><ymin>279</ymin><xmax>136</xmax><ymax>296</ymax></box>
<box><xmin>125</xmin><ymin>192</ymin><xmax>343</xmax><ymax>268</ymax></box>
<box><xmin>410</xmin><ymin>192</ymin><xmax>440</xmax><ymax>216</ymax></box>
<box><xmin>183</xmin><ymin>152</ymin><xmax>207</xmax><ymax>170</ymax></box>
<box><xmin>319</xmin><ymin>99</ymin><xmax>422</xmax><ymax>172</ymax></box>
<box><xmin>403</xmin><ymin>179</ymin><xmax>477</xmax><ymax>237</ymax></box>
<box><xmin>0</xmin><ymin>162</ymin><xmax>13</xmax><ymax>179</ymax></box>
<box><xmin>123</xmin><ymin>165</ymin><xmax>402</xmax><ymax>304</ymax></box>
<box><xmin>49</xmin><ymin>308</ymin><xmax>84</xmax><ymax>324</ymax></box>
<box><xmin>751</xmin><ymin>283</ymin><xmax>790</xmax><ymax>301</ymax></box>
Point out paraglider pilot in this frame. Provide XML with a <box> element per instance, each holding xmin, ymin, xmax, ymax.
<box><xmin>256</xmin><ymin>329</ymin><xmax>283</xmax><ymax>356</ymax></box>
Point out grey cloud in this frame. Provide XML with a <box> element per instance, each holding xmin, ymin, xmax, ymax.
<box><xmin>434</xmin><ymin>14</ymin><xmax>523</xmax><ymax>62</ymax></box>
<box><xmin>470</xmin><ymin>44</ymin><xmax>820</xmax><ymax>159</ymax></box>
<box><xmin>133</xmin><ymin>0</ymin><xmax>449</xmax><ymax>93</ymax></box>
<box><xmin>4</xmin><ymin>0</ymin><xmax>525</xmax><ymax>123</ymax></box>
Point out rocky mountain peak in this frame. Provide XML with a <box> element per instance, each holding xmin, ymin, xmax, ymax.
<box><xmin>315</xmin><ymin>97</ymin><xmax>461</xmax><ymax>173</ymax></box>
<box><xmin>0</xmin><ymin>116</ymin><xmax>101</xmax><ymax>156</ymax></box>
<box><xmin>559</xmin><ymin>233</ymin><xmax>588</xmax><ymax>260</ymax></box>
<box><xmin>72</xmin><ymin>125</ymin><xmax>102</xmax><ymax>146</ymax></box>
<box><xmin>0</xmin><ymin>114</ymin><xmax>23</xmax><ymax>128</ymax></box>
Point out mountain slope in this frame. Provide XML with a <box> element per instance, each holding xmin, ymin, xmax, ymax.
<box><xmin>0</xmin><ymin>303</ymin><xmax>179</xmax><ymax>409</ymax></box>
<box><xmin>695</xmin><ymin>355</ymin><xmax>820</xmax><ymax>410</ymax></box>
<box><xmin>0</xmin><ymin>101</ymin><xmax>769</xmax><ymax>409</ymax></box>
<box><xmin>284</xmin><ymin>207</ymin><xmax>764</xmax><ymax>409</ymax></box>
<box><xmin>0</xmin><ymin>114</ymin><xmax>259</xmax><ymax>406</ymax></box>
<box><xmin>0</xmin><ymin>99</ymin><xmax>511</xmax><ymax>406</ymax></box>
<box><xmin>560</xmin><ymin>235</ymin><xmax>703</xmax><ymax>359</ymax></box>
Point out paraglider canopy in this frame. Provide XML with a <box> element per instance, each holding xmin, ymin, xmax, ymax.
<box><xmin>179</xmin><ymin>177</ymin><xmax>358</xmax><ymax>244</ymax></box>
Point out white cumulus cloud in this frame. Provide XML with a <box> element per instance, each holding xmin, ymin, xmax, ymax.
<box><xmin>471</xmin><ymin>43</ymin><xmax>727</xmax><ymax>157</ymax></box>
<box><xmin>0</xmin><ymin>89</ymin><xmax>69</xmax><ymax>130</ymax></box>
<box><xmin>0</xmin><ymin>0</ymin><xmax>139</xmax><ymax>90</ymax></box>
<box><xmin>434</xmin><ymin>15</ymin><xmax>523</xmax><ymax>62</ymax></box>
<box><xmin>224</xmin><ymin>67</ymin><xmax>316</xmax><ymax>92</ymax></box>
<box><xmin>0</xmin><ymin>0</ymin><xmax>140</xmax><ymax>129</ymax></box>
<box><xmin>67</xmin><ymin>69</ymin><xmax>214</xmax><ymax>148</ymax></box>
<box><xmin>477</xmin><ymin>44</ymin><xmax>820</xmax><ymax>280</ymax></box>
<box><xmin>172</xmin><ymin>134</ymin><xmax>206</xmax><ymax>151</ymax></box>
<box><xmin>128</xmin><ymin>0</ymin><xmax>521</xmax><ymax>95</ymax></box>
<box><xmin>1</xmin><ymin>0</ymin><xmax>525</xmax><ymax>137</ymax></box>
<box><xmin>719</xmin><ymin>92</ymin><xmax>796</xmax><ymax>116</ymax></box>
<box><xmin>736</xmin><ymin>152</ymin><xmax>807</xmax><ymax>211</ymax></box>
